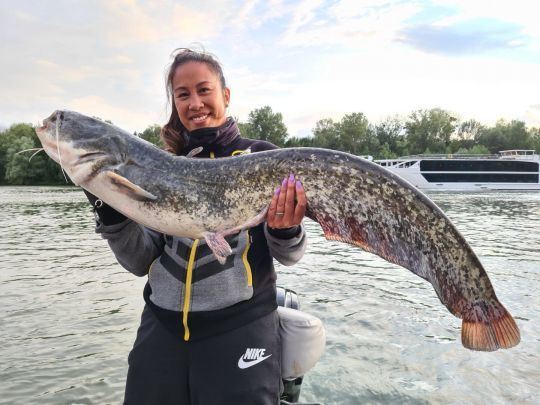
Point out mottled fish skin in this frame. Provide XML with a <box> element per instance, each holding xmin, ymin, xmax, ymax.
<box><xmin>36</xmin><ymin>110</ymin><xmax>520</xmax><ymax>351</ymax></box>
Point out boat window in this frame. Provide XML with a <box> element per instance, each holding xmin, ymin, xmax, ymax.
<box><xmin>421</xmin><ymin>173</ymin><xmax>539</xmax><ymax>183</ymax></box>
<box><xmin>420</xmin><ymin>160</ymin><xmax>538</xmax><ymax>172</ymax></box>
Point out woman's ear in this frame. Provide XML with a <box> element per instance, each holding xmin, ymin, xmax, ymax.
<box><xmin>224</xmin><ymin>87</ymin><xmax>231</xmax><ymax>107</ymax></box>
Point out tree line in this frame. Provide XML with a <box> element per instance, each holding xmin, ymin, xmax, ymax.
<box><xmin>1</xmin><ymin>107</ymin><xmax>539</xmax><ymax>185</ymax></box>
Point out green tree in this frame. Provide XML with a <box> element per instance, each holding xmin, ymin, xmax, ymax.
<box><xmin>5</xmin><ymin>135</ymin><xmax>36</xmax><ymax>184</ymax></box>
<box><xmin>458</xmin><ymin>119</ymin><xmax>483</xmax><ymax>141</ymax></box>
<box><xmin>378</xmin><ymin>142</ymin><xmax>396</xmax><ymax>159</ymax></box>
<box><xmin>0</xmin><ymin>123</ymin><xmax>64</xmax><ymax>185</ymax></box>
<box><xmin>337</xmin><ymin>113</ymin><xmax>376</xmax><ymax>155</ymax></box>
<box><xmin>529</xmin><ymin>127</ymin><xmax>540</xmax><ymax>152</ymax></box>
<box><xmin>241</xmin><ymin>106</ymin><xmax>288</xmax><ymax>146</ymax></box>
<box><xmin>455</xmin><ymin>144</ymin><xmax>491</xmax><ymax>155</ymax></box>
<box><xmin>505</xmin><ymin>120</ymin><xmax>530</xmax><ymax>149</ymax></box>
<box><xmin>136</xmin><ymin>124</ymin><xmax>164</xmax><ymax>148</ymax></box>
<box><xmin>312</xmin><ymin>118</ymin><xmax>340</xmax><ymax>150</ymax></box>
<box><xmin>374</xmin><ymin>116</ymin><xmax>405</xmax><ymax>156</ymax></box>
<box><xmin>451</xmin><ymin>119</ymin><xmax>484</xmax><ymax>152</ymax></box>
<box><xmin>284</xmin><ymin>136</ymin><xmax>313</xmax><ymax>148</ymax></box>
<box><xmin>405</xmin><ymin>108</ymin><xmax>458</xmax><ymax>154</ymax></box>
<box><xmin>476</xmin><ymin>120</ymin><xmax>531</xmax><ymax>153</ymax></box>
<box><xmin>236</xmin><ymin>121</ymin><xmax>250</xmax><ymax>138</ymax></box>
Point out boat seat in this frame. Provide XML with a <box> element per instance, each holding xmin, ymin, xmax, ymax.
<box><xmin>278</xmin><ymin>306</ymin><xmax>326</xmax><ymax>380</ymax></box>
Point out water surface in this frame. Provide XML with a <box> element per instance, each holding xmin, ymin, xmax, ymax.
<box><xmin>0</xmin><ymin>187</ymin><xmax>538</xmax><ymax>404</ymax></box>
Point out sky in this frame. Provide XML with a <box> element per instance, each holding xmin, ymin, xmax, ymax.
<box><xmin>1</xmin><ymin>0</ymin><xmax>539</xmax><ymax>137</ymax></box>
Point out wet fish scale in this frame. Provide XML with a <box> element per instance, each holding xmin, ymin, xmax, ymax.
<box><xmin>35</xmin><ymin>110</ymin><xmax>520</xmax><ymax>352</ymax></box>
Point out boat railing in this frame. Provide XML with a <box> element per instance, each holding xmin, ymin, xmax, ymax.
<box><xmin>381</xmin><ymin>151</ymin><xmax>539</xmax><ymax>161</ymax></box>
<box><xmin>499</xmin><ymin>150</ymin><xmax>539</xmax><ymax>160</ymax></box>
<box><xmin>393</xmin><ymin>153</ymin><xmax>499</xmax><ymax>160</ymax></box>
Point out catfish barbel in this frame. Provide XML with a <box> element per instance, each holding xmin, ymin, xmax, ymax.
<box><xmin>36</xmin><ymin>110</ymin><xmax>520</xmax><ymax>352</ymax></box>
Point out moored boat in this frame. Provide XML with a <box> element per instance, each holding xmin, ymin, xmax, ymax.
<box><xmin>375</xmin><ymin>149</ymin><xmax>540</xmax><ymax>191</ymax></box>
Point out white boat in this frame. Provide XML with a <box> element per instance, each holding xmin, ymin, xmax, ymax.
<box><xmin>375</xmin><ymin>149</ymin><xmax>540</xmax><ymax>191</ymax></box>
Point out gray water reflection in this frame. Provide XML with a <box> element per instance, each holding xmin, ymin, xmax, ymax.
<box><xmin>0</xmin><ymin>187</ymin><xmax>538</xmax><ymax>404</ymax></box>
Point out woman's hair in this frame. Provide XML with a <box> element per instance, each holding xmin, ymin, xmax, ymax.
<box><xmin>161</xmin><ymin>48</ymin><xmax>227</xmax><ymax>155</ymax></box>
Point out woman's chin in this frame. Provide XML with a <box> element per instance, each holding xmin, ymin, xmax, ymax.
<box><xmin>190</xmin><ymin>121</ymin><xmax>210</xmax><ymax>130</ymax></box>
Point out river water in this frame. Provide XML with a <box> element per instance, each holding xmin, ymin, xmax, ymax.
<box><xmin>0</xmin><ymin>187</ymin><xmax>538</xmax><ymax>405</ymax></box>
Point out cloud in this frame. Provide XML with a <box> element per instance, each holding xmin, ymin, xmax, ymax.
<box><xmin>67</xmin><ymin>95</ymin><xmax>163</xmax><ymax>131</ymax></box>
<box><xmin>398</xmin><ymin>19</ymin><xmax>527</xmax><ymax>55</ymax></box>
<box><xmin>431</xmin><ymin>0</ymin><xmax>540</xmax><ymax>37</ymax></box>
<box><xmin>280</xmin><ymin>0</ymin><xmax>422</xmax><ymax>48</ymax></box>
<box><xmin>229</xmin><ymin>0</ymin><xmax>294</xmax><ymax>32</ymax></box>
<box><xmin>227</xmin><ymin>65</ymin><xmax>298</xmax><ymax>121</ymax></box>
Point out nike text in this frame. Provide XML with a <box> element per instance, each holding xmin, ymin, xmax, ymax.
<box><xmin>238</xmin><ymin>348</ymin><xmax>272</xmax><ymax>369</ymax></box>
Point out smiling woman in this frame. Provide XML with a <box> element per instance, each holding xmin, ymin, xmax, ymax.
<box><xmin>78</xmin><ymin>48</ymin><xmax>309</xmax><ymax>405</ymax></box>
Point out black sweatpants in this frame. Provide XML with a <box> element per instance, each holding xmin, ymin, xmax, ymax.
<box><xmin>124</xmin><ymin>306</ymin><xmax>282</xmax><ymax>405</ymax></box>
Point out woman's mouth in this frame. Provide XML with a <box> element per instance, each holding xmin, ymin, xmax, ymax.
<box><xmin>191</xmin><ymin>114</ymin><xmax>209</xmax><ymax>123</ymax></box>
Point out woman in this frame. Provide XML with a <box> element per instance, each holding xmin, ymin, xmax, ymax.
<box><xmin>88</xmin><ymin>48</ymin><xmax>307</xmax><ymax>404</ymax></box>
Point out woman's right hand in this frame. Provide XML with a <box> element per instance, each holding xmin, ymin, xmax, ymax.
<box><xmin>266</xmin><ymin>174</ymin><xmax>306</xmax><ymax>230</ymax></box>
<box><xmin>83</xmin><ymin>189</ymin><xmax>127</xmax><ymax>225</ymax></box>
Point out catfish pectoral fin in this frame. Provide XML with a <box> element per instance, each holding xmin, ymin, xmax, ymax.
<box><xmin>186</xmin><ymin>146</ymin><xmax>203</xmax><ymax>158</ymax></box>
<box><xmin>203</xmin><ymin>232</ymin><xmax>233</xmax><ymax>265</ymax></box>
<box><xmin>105</xmin><ymin>171</ymin><xmax>157</xmax><ymax>201</ymax></box>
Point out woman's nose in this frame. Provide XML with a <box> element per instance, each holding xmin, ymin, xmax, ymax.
<box><xmin>189</xmin><ymin>96</ymin><xmax>204</xmax><ymax>110</ymax></box>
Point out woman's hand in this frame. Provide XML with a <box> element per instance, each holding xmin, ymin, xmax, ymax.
<box><xmin>266</xmin><ymin>174</ymin><xmax>306</xmax><ymax>229</ymax></box>
<box><xmin>82</xmin><ymin>189</ymin><xmax>127</xmax><ymax>225</ymax></box>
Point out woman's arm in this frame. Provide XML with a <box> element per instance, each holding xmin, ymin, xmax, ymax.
<box><xmin>264</xmin><ymin>224</ymin><xmax>307</xmax><ymax>266</ymax></box>
<box><xmin>96</xmin><ymin>220</ymin><xmax>165</xmax><ymax>277</ymax></box>
<box><xmin>84</xmin><ymin>190</ymin><xmax>165</xmax><ymax>276</ymax></box>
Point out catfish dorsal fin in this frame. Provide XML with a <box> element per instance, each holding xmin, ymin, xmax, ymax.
<box><xmin>105</xmin><ymin>171</ymin><xmax>157</xmax><ymax>201</ymax></box>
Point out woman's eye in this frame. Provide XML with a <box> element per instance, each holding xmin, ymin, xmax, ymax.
<box><xmin>199</xmin><ymin>88</ymin><xmax>210</xmax><ymax>94</ymax></box>
<box><xmin>176</xmin><ymin>93</ymin><xmax>188</xmax><ymax>98</ymax></box>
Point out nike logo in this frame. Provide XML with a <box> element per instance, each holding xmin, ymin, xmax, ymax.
<box><xmin>238</xmin><ymin>348</ymin><xmax>272</xmax><ymax>369</ymax></box>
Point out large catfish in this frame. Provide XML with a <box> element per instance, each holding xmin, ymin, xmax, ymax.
<box><xmin>35</xmin><ymin>110</ymin><xmax>520</xmax><ymax>352</ymax></box>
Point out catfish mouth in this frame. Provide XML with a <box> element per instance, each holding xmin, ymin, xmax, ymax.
<box><xmin>35</xmin><ymin>111</ymin><xmax>64</xmax><ymax>163</ymax></box>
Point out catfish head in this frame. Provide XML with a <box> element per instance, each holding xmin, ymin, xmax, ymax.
<box><xmin>35</xmin><ymin>110</ymin><xmax>131</xmax><ymax>186</ymax></box>
<box><xmin>36</xmin><ymin>109</ymin><xmax>159</xmax><ymax>209</ymax></box>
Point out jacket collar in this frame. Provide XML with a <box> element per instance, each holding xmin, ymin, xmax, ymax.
<box><xmin>183</xmin><ymin>117</ymin><xmax>240</xmax><ymax>154</ymax></box>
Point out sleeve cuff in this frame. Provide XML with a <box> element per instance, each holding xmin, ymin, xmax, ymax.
<box><xmin>94</xmin><ymin>205</ymin><xmax>128</xmax><ymax>226</ymax></box>
<box><xmin>266</xmin><ymin>225</ymin><xmax>301</xmax><ymax>239</ymax></box>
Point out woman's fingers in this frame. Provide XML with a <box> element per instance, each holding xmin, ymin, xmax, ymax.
<box><xmin>267</xmin><ymin>176</ymin><xmax>287</xmax><ymax>228</ymax></box>
<box><xmin>293</xmin><ymin>179</ymin><xmax>307</xmax><ymax>224</ymax></box>
<box><xmin>274</xmin><ymin>176</ymin><xmax>288</xmax><ymax>222</ymax></box>
<box><xmin>266</xmin><ymin>186</ymin><xmax>281</xmax><ymax>228</ymax></box>
<box><xmin>267</xmin><ymin>174</ymin><xmax>307</xmax><ymax>229</ymax></box>
<box><xmin>283</xmin><ymin>173</ymin><xmax>296</xmax><ymax>224</ymax></box>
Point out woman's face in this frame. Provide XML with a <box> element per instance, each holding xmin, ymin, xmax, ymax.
<box><xmin>172</xmin><ymin>61</ymin><xmax>230</xmax><ymax>132</ymax></box>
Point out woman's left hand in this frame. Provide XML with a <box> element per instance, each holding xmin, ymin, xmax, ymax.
<box><xmin>266</xmin><ymin>174</ymin><xmax>307</xmax><ymax>229</ymax></box>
